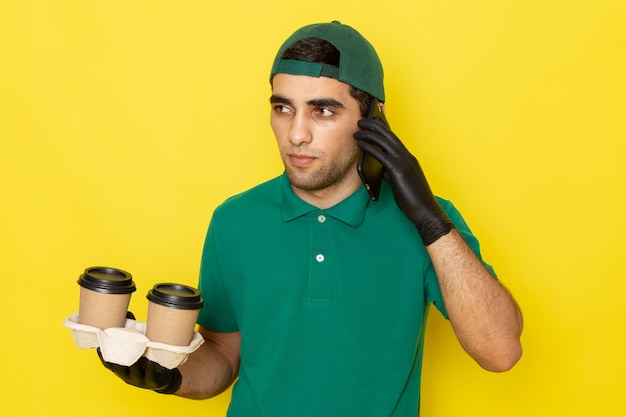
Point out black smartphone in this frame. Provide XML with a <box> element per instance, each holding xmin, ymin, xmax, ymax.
<box><xmin>357</xmin><ymin>98</ymin><xmax>389</xmax><ymax>201</ymax></box>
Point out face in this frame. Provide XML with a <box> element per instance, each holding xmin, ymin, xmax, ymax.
<box><xmin>270</xmin><ymin>73</ymin><xmax>363</xmax><ymax>204</ymax></box>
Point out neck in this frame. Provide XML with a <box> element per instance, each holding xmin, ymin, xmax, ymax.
<box><xmin>291</xmin><ymin>174</ymin><xmax>362</xmax><ymax>209</ymax></box>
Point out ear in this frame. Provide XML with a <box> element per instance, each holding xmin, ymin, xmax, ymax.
<box><xmin>379</xmin><ymin>101</ymin><xmax>386</xmax><ymax>115</ymax></box>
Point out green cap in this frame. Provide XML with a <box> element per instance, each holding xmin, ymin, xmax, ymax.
<box><xmin>270</xmin><ymin>21</ymin><xmax>385</xmax><ymax>102</ymax></box>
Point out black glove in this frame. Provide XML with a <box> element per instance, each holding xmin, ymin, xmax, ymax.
<box><xmin>97</xmin><ymin>348</ymin><xmax>182</xmax><ymax>394</ymax></box>
<box><xmin>354</xmin><ymin>118</ymin><xmax>454</xmax><ymax>245</ymax></box>
<box><xmin>96</xmin><ymin>312</ymin><xmax>181</xmax><ymax>394</ymax></box>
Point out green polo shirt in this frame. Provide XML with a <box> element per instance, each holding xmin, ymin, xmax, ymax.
<box><xmin>197</xmin><ymin>173</ymin><xmax>495</xmax><ymax>417</ymax></box>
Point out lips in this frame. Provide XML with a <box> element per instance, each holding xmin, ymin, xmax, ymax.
<box><xmin>288</xmin><ymin>154</ymin><xmax>317</xmax><ymax>167</ymax></box>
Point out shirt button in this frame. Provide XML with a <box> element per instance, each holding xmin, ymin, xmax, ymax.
<box><xmin>318</xmin><ymin>215</ymin><xmax>326</xmax><ymax>223</ymax></box>
<box><xmin>316</xmin><ymin>254</ymin><xmax>325</xmax><ymax>263</ymax></box>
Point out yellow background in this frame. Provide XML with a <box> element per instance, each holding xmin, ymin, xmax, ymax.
<box><xmin>2</xmin><ymin>1</ymin><xmax>624</xmax><ymax>416</ymax></box>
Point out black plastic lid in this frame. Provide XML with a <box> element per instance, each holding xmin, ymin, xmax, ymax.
<box><xmin>146</xmin><ymin>283</ymin><xmax>204</xmax><ymax>310</ymax></box>
<box><xmin>77</xmin><ymin>266</ymin><xmax>136</xmax><ymax>294</ymax></box>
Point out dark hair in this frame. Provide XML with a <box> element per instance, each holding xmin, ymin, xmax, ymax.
<box><xmin>281</xmin><ymin>37</ymin><xmax>373</xmax><ymax>116</ymax></box>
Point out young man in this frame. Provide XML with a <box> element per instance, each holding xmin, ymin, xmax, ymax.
<box><xmin>99</xmin><ymin>21</ymin><xmax>523</xmax><ymax>416</ymax></box>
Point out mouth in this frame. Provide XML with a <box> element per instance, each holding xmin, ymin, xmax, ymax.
<box><xmin>287</xmin><ymin>153</ymin><xmax>317</xmax><ymax>167</ymax></box>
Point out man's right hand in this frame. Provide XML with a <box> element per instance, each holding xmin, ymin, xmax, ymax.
<box><xmin>97</xmin><ymin>348</ymin><xmax>182</xmax><ymax>394</ymax></box>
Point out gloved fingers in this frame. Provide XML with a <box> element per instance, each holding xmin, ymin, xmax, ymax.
<box><xmin>355</xmin><ymin>140</ymin><xmax>396</xmax><ymax>170</ymax></box>
<box><xmin>355</xmin><ymin>129</ymin><xmax>420</xmax><ymax>177</ymax></box>
<box><xmin>126</xmin><ymin>357</ymin><xmax>147</xmax><ymax>385</ymax></box>
<box><xmin>96</xmin><ymin>347</ymin><xmax>178</xmax><ymax>392</ymax></box>
<box><xmin>143</xmin><ymin>358</ymin><xmax>176</xmax><ymax>391</ymax></box>
<box><xmin>356</xmin><ymin>119</ymin><xmax>408</xmax><ymax>153</ymax></box>
<box><xmin>354</xmin><ymin>128</ymin><xmax>408</xmax><ymax>159</ymax></box>
<box><xmin>354</xmin><ymin>129</ymin><xmax>397</xmax><ymax>157</ymax></box>
<box><xmin>143</xmin><ymin>358</ymin><xmax>165</xmax><ymax>386</ymax></box>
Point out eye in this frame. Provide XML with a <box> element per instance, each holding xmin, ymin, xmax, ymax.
<box><xmin>317</xmin><ymin>107</ymin><xmax>335</xmax><ymax>117</ymax></box>
<box><xmin>273</xmin><ymin>104</ymin><xmax>292</xmax><ymax>115</ymax></box>
<box><xmin>273</xmin><ymin>105</ymin><xmax>286</xmax><ymax>113</ymax></box>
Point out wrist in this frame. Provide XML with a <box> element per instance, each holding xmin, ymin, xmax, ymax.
<box><xmin>418</xmin><ymin>215</ymin><xmax>455</xmax><ymax>246</ymax></box>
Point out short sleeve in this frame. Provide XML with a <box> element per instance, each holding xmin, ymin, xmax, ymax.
<box><xmin>197</xmin><ymin>217</ymin><xmax>240</xmax><ymax>332</ymax></box>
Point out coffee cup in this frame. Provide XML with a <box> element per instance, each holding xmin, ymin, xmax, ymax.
<box><xmin>146</xmin><ymin>283</ymin><xmax>204</xmax><ymax>346</ymax></box>
<box><xmin>77</xmin><ymin>266</ymin><xmax>136</xmax><ymax>329</ymax></box>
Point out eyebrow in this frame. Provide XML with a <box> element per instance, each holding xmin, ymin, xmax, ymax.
<box><xmin>269</xmin><ymin>94</ymin><xmax>346</xmax><ymax>110</ymax></box>
<box><xmin>269</xmin><ymin>94</ymin><xmax>291</xmax><ymax>105</ymax></box>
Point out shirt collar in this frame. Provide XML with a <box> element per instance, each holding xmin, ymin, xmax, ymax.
<box><xmin>280</xmin><ymin>172</ymin><xmax>371</xmax><ymax>228</ymax></box>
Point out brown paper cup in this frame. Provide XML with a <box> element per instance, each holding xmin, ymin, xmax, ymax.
<box><xmin>76</xmin><ymin>266</ymin><xmax>136</xmax><ymax>329</ymax></box>
<box><xmin>145</xmin><ymin>283</ymin><xmax>203</xmax><ymax>346</ymax></box>
<box><xmin>78</xmin><ymin>288</ymin><xmax>132</xmax><ymax>329</ymax></box>
<box><xmin>146</xmin><ymin>301</ymin><xmax>200</xmax><ymax>346</ymax></box>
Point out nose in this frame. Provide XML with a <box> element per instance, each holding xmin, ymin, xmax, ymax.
<box><xmin>288</xmin><ymin>112</ymin><xmax>313</xmax><ymax>146</ymax></box>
